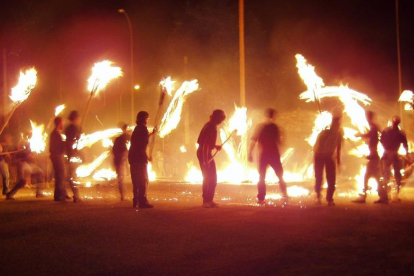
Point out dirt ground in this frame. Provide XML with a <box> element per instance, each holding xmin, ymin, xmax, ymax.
<box><xmin>1</xmin><ymin>182</ymin><xmax>414</xmax><ymax>276</ymax></box>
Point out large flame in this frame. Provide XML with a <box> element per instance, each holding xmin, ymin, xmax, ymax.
<box><xmin>93</xmin><ymin>168</ymin><xmax>117</xmax><ymax>181</ymax></box>
<box><xmin>399</xmin><ymin>90</ymin><xmax>413</xmax><ymax>111</ymax></box>
<box><xmin>160</xmin><ymin>76</ymin><xmax>175</xmax><ymax>96</ymax></box>
<box><xmin>87</xmin><ymin>60</ymin><xmax>123</xmax><ymax>94</ymax></box>
<box><xmin>28</xmin><ymin>120</ymin><xmax>47</xmax><ymax>154</ymax></box>
<box><xmin>76</xmin><ymin>127</ymin><xmax>133</xmax><ymax>150</ymax></box>
<box><xmin>54</xmin><ymin>104</ymin><xmax>66</xmax><ymax>116</ymax></box>
<box><xmin>10</xmin><ymin>68</ymin><xmax>37</xmax><ymax>103</ymax></box>
<box><xmin>158</xmin><ymin>80</ymin><xmax>199</xmax><ymax>138</ymax></box>
<box><xmin>228</xmin><ymin>104</ymin><xmax>250</xmax><ymax>136</ymax></box>
<box><xmin>76</xmin><ymin>151</ymin><xmax>110</xmax><ymax>178</ymax></box>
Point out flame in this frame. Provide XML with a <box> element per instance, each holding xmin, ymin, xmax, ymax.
<box><xmin>180</xmin><ymin>145</ymin><xmax>187</xmax><ymax>153</ymax></box>
<box><xmin>54</xmin><ymin>104</ymin><xmax>66</xmax><ymax>116</ymax></box>
<box><xmin>354</xmin><ymin>166</ymin><xmax>378</xmax><ymax>195</ymax></box>
<box><xmin>76</xmin><ymin>127</ymin><xmax>132</xmax><ymax>150</ymax></box>
<box><xmin>228</xmin><ymin>104</ymin><xmax>250</xmax><ymax>136</ymax></box>
<box><xmin>10</xmin><ymin>68</ymin><xmax>37</xmax><ymax>103</ymax></box>
<box><xmin>102</xmin><ymin>138</ymin><xmax>114</xmax><ymax>148</ymax></box>
<box><xmin>28</xmin><ymin>120</ymin><xmax>47</xmax><ymax>154</ymax></box>
<box><xmin>306</xmin><ymin>111</ymin><xmax>332</xmax><ymax>146</ymax></box>
<box><xmin>399</xmin><ymin>90</ymin><xmax>413</xmax><ymax>103</ymax></box>
<box><xmin>93</xmin><ymin>168</ymin><xmax>117</xmax><ymax>181</ymax></box>
<box><xmin>76</xmin><ymin>151</ymin><xmax>110</xmax><ymax>178</ymax></box>
<box><xmin>160</xmin><ymin>76</ymin><xmax>175</xmax><ymax>96</ymax></box>
<box><xmin>158</xmin><ymin>80</ymin><xmax>199</xmax><ymax>138</ymax></box>
<box><xmin>148</xmin><ymin>163</ymin><xmax>156</xmax><ymax>181</ymax></box>
<box><xmin>87</xmin><ymin>60</ymin><xmax>123</xmax><ymax>94</ymax></box>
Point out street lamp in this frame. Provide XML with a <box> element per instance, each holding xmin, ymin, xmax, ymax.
<box><xmin>118</xmin><ymin>8</ymin><xmax>135</xmax><ymax>124</ymax></box>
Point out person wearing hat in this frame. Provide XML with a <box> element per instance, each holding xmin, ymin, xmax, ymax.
<box><xmin>128</xmin><ymin>111</ymin><xmax>155</xmax><ymax>208</ymax></box>
<box><xmin>313</xmin><ymin>112</ymin><xmax>343</xmax><ymax>206</ymax></box>
<box><xmin>379</xmin><ymin>115</ymin><xmax>409</xmax><ymax>203</ymax></box>
<box><xmin>64</xmin><ymin>110</ymin><xmax>81</xmax><ymax>202</ymax></box>
<box><xmin>113</xmin><ymin>123</ymin><xmax>130</xmax><ymax>201</ymax></box>
<box><xmin>196</xmin><ymin>109</ymin><xmax>226</xmax><ymax>208</ymax></box>
<box><xmin>248</xmin><ymin>108</ymin><xmax>288</xmax><ymax>205</ymax></box>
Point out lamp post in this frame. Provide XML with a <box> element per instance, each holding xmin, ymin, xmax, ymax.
<box><xmin>118</xmin><ymin>9</ymin><xmax>135</xmax><ymax>124</ymax></box>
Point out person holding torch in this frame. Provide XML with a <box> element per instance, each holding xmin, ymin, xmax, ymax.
<box><xmin>196</xmin><ymin>109</ymin><xmax>226</xmax><ymax>208</ymax></box>
<box><xmin>128</xmin><ymin>111</ymin><xmax>156</xmax><ymax>209</ymax></box>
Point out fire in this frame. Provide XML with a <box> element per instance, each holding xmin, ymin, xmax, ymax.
<box><xmin>148</xmin><ymin>163</ymin><xmax>156</xmax><ymax>181</ymax></box>
<box><xmin>76</xmin><ymin>151</ymin><xmax>110</xmax><ymax>178</ymax></box>
<box><xmin>180</xmin><ymin>145</ymin><xmax>187</xmax><ymax>153</ymax></box>
<box><xmin>228</xmin><ymin>104</ymin><xmax>250</xmax><ymax>136</ymax></box>
<box><xmin>54</xmin><ymin>104</ymin><xmax>66</xmax><ymax>116</ymax></box>
<box><xmin>160</xmin><ymin>76</ymin><xmax>175</xmax><ymax>96</ymax></box>
<box><xmin>76</xmin><ymin>127</ymin><xmax>126</xmax><ymax>150</ymax></box>
<box><xmin>28</xmin><ymin>120</ymin><xmax>47</xmax><ymax>154</ymax></box>
<box><xmin>10</xmin><ymin>68</ymin><xmax>37</xmax><ymax>103</ymax></box>
<box><xmin>158</xmin><ymin>80</ymin><xmax>199</xmax><ymax>138</ymax></box>
<box><xmin>354</xmin><ymin>166</ymin><xmax>378</xmax><ymax>195</ymax></box>
<box><xmin>87</xmin><ymin>60</ymin><xmax>123</xmax><ymax>94</ymax></box>
<box><xmin>102</xmin><ymin>138</ymin><xmax>114</xmax><ymax>148</ymax></box>
<box><xmin>399</xmin><ymin>90</ymin><xmax>413</xmax><ymax>111</ymax></box>
<box><xmin>93</xmin><ymin>168</ymin><xmax>117</xmax><ymax>181</ymax></box>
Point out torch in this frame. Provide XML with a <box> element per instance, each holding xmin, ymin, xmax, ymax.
<box><xmin>148</xmin><ymin>81</ymin><xmax>169</xmax><ymax>160</ymax></box>
<box><xmin>0</xmin><ymin>68</ymin><xmax>37</xmax><ymax>136</ymax></box>
<box><xmin>78</xmin><ymin>61</ymin><xmax>122</xmax><ymax>139</ymax></box>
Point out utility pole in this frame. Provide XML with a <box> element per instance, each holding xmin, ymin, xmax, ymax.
<box><xmin>239</xmin><ymin>0</ymin><xmax>246</xmax><ymax>107</ymax></box>
<box><xmin>395</xmin><ymin>0</ymin><xmax>404</xmax><ymax>127</ymax></box>
<box><xmin>2</xmin><ymin>49</ymin><xmax>8</xmax><ymax>128</ymax></box>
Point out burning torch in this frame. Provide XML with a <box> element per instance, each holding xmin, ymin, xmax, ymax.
<box><xmin>148</xmin><ymin>81</ymin><xmax>169</xmax><ymax>160</ymax></box>
<box><xmin>0</xmin><ymin>68</ymin><xmax>37</xmax><ymax>136</ymax></box>
<box><xmin>79</xmin><ymin>61</ymin><xmax>122</xmax><ymax>139</ymax></box>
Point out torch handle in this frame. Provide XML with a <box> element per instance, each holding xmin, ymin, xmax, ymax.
<box><xmin>148</xmin><ymin>87</ymin><xmax>167</xmax><ymax>159</ymax></box>
<box><xmin>208</xmin><ymin>130</ymin><xmax>235</xmax><ymax>163</ymax></box>
<box><xmin>0</xmin><ymin>104</ymin><xmax>19</xmax><ymax>136</ymax></box>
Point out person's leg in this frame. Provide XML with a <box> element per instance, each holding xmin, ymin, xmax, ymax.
<box><xmin>378</xmin><ymin>155</ymin><xmax>391</xmax><ymax>202</ymax></box>
<box><xmin>52</xmin><ymin>156</ymin><xmax>67</xmax><ymax>201</ymax></box>
<box><xmin>314</xmin><ymin>155</ymin><xmax>324</xmax><ymax>201</ymax></box>
<box><xmin>130</xmin><ymin>163</ymin><xmax>139</xmax><ymax>207</ymax></box>
<box><xmin>0</xmin><ymin>160</ymin><xmax>10</xmax><ymax>195</ymax></box>
<box><xmin>67</xmin><ymin>160</ymin><xmax>80</xmax><ymax>201</ymax></box>
<box><xmin>207</xmin><ymin>160</ymin><xmax>217</xmax><ymax>203</ymax></box>
<box><xmin>7</xmin><ymin>162</ymin><xmax>30</xmax><ymax>199</ymax></box>
<box><xmin>325</xmin><ymin>157</ymin><xmax>336</xmax><ymax>203</ymax></box>
<box><xmin>198</xmin><ymin>158</ymin><xmax>210</xmax><ymax>203</ymax></box>
<box><xmin>269</xmin><ymin>157</ymin><xmax>288</xmax><ymax>198</ymax></box>
<box><xmin>116</xmin><ymin>161</ymin><xmax>126</xmax><ymax>200</ymax></box>
<box><xmin>137</xmin><ymin>163</ymin><xmax>149</xmax><ymax>206</ymax></box>
<box><xmin>392</xmin><ymin>154</ymin><xmax>403</xmax><ymax>200</ymax></box>
<box><xmin>257</xmin><ymin>157</ymin><xmax>268</xmax><ymax>201</ymax></box>
<box><xmin>30</xmin><ymin>163</ymin><xmax>44</xmax><ymax>196</ymax></box>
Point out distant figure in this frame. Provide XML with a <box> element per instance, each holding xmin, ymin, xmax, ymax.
<box><xmin>113</xmin><ymin>123</ymin><xmax>130</xmax><ymax>201</ymax></box>
<box><xmin>6</xmin><ymin>143</ymin><xmax>44</xmax><ymax>200</ymax></box>
<box><xmin>313</xmin><ymin>113</ymin><xmax>343</xmax><ymax>206</ymax></box>
<box><xmin>128</xmin><ymin>111</ymin><xmax>155</xmax><ymax>208</ymax></box>
<box><xmin>379</xmin><ymin>115</ymin><xmax>408</xmax><ymax>203</ymax></box>
<box><xmin>353</xmin><ymin>111</ymin><xmax>382</xmax><ymax>203</ymax></box>
<box><xmin>65</xmin><ymin>110</ymin><xmax>81</xmax><ymax>202</ymax></box>
<box><xmin>248</xmin><ymin>108</ymin><xmax>288</xmax><ymax>205</ymax></box>
<box><xmin>197</xmin><ymin>109</ymin><xmax>226</xmax><ymax>208</ymax></box>
<box><xmin>50</xmin><ymin>117</ymin><xmax>70</xmax><ymax>202</ymax></box>
<box><xmin>0</xmin><ymin>134</ymin><xmax>13</xmax><ymax>195</ymax></box>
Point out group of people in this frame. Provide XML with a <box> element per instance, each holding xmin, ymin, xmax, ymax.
<box><xmin>196</xmin><ymin>108</ymin><xmax>409</xmax><ymax>208</ymax></box>
<box><xmin>1</xmin><ymin>107</ymin><xmax>409</xmax><ymax>208</ymax></box>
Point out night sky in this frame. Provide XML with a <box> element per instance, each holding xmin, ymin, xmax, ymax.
<box><xmin>1</xmin><ymin>0</ymin><xmax>414</xmax><ymax>135</ymax></box>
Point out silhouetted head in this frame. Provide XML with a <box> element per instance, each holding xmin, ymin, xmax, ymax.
<box><xmin>210</xmin><ymin>109</ymin><xmax>226</xmax><ymax>125</ymax></box>
<box><xmin>265</xmin><ymin>108</ymin><xmax>276</xmax><ymax>119</ymax></box>
<box><xmin>365</xmin><ymin>110</ymin><xmax>375</xmax><ymax>122</ymax></box>
<box><xmin>136</xmin><ymin>111</ymin><xmax>149</xmax><ymax>125</ymax></box>
<box><xmin>68</xmin><ymin>110</ymin><xmax>80</xmax><ymax>123</ymax></box>
<box><xmin>121</xmin><ymin>123</ymin><xmax>128</xmax><ymax>132</ymax></box>
<box><xmin>54</xmin><ymin>117</ymin><xmax>63</xmax><ymax>130</ymax></box>
<box><xmin>392</xmin><ymin>115</ymin><xmax>401</xmax><ymax>127</ymax></box>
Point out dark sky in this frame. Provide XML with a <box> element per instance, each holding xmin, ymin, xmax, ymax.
<box><xmin>1</xmin><ymin>0</ymin><xmax>413</xmax><ymax>135</ymax></box>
